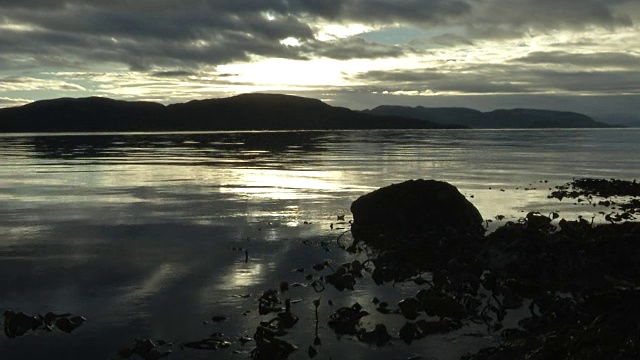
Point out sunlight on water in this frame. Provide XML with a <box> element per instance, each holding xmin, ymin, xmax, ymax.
<box><xmin>117</xmin><ymin>263</ymin><xmax>188</xmax><ymax>309</ymax></box>
<box><xmin>219</xmin><ymin>168</ymin><xmax>369</xmax><ymax>200</ymax></box>
<box><xmin>220</xmin><ymin>261</ymin><xmax>270</xmax><ymax>289</ymax></box>
<box><xmin>0</xmin><ymin>129</ymin><xmax>639</xmax><ymax>359</ymax></box>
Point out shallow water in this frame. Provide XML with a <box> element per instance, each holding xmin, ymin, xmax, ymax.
<box><xmin>0</xmin><ymin>129</ymin><xmax>638</xmax><ymax>359</ymax></box>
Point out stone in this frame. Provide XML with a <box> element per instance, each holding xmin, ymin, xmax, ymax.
<box><xmin>350</xmin><ymin>179</ymin><xmax>484</xmax><ymax>242</ymax></box>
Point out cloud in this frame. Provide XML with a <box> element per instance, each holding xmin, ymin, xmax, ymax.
<box><xmin>0</xmin><ymin>0</ymin><xmax>635</xmax><ymax>73</ymax></box>
<box><xmin>0</xmin><ymin>96</ymin><xmax>32</xmax><ymax>108</ymax></box>
<box><xmin>0</xmin><ymin>76</ymin><xmax>87</xmax><ymax>92</ymax></box>
<box><xmin>307</xmin><ymin>0</ymin><xmax>473</xmax><ymax>25</ymax></box>
<box><xmin>149</xmin><ymin>70</ymin><xmax>198</xmax><ymax>78</ymax></box>
<box><xmin>1</xmin><ymin>0</ymin><xmax>638</xmax><ymax>121</ymax></box>
<box><xmin>0</xmin><ymin>1</ymin><xmax>315</xmax><ymax>71</ymax></box>
<box><xmin>303</xmin><ymin>37</ymin><xmax>410</xmax><ymax>59</ymax></box>
<box><xmin>352</xmin><ymin>62</ymin><xmax>640</xmax><ymax>95</ymax></box>
<box><xmin>513</xmin><ymin>51</ymin><xmax>640</xmax><ymax>69</ymax></box>
<box><xmin>528</xmin><ymin>69</ymin><xmax>640</xmax><ymax>94</ymax></box>
<box><xmin>427</xmin><ymin>33</ymin><xmax>474</xmax><ymax>47</ymax></box>
<box><xmin>0</xmin><ymin>0</ymin><xmax>631</xmax><ymax>69</ymax></box>
<box><xmin>463</xmin><ymin>0</ymin><xmax>633</xmax><ymax>40</ymax></box>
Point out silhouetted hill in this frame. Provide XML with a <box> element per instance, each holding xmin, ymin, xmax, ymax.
<box><xmin>364</xmin><ymin>105</ymin><xmax>613</xmax><ymax>129</ymax></box>
<box><xmin>0</xmin><ymin>94</ymin><xmax>440</xmax><ymax>132</ymax></box>
<box><xmin>0</xmin><ymin>97</ymin><xmax>166</xmax><ymax>132</ymax></box>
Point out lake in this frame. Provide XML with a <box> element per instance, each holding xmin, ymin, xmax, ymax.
<box><xmin>1</xmin><ymin>128</ymin><xmax>639</xmax><ymax>359</ymax></box>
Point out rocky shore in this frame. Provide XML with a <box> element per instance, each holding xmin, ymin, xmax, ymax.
<box><xmin>5</xmin><ymin>178</ymin><xmax>639</xmax><ymax>360</ymax></box>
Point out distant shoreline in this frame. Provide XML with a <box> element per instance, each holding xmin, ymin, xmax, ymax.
<box><xmin>0</xmin><ymin>93</ymin><xmax>617</xmax><ymax>133</ymax></box>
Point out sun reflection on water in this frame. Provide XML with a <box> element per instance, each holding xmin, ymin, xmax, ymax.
<box><xmin>219</xmin><ymin>168</ymin><xmax>366</xmax><ymax>200</ymax></box>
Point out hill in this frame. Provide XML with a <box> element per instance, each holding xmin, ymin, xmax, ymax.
<box><xmin>0</xmin><ymin>94</ymin><xmax>440</xmax><ymax>132</ymax></box>
<box><xmin>364</xmin><ymin>105</ymin><xmax>612</xmax><ymax>128</ymax></box>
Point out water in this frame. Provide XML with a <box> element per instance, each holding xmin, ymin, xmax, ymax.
<box><xmin>0</xmin><ymin>129</ymin><xmax>638</xmax><ymax>359</ymax></box>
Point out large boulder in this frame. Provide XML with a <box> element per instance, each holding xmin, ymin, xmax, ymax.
<box><xmin>350</xmin><ymin>179</ymin><xmax>484</xmax><ymax>244</ymax></box>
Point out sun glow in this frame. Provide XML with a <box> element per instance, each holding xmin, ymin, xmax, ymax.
<box><xmin>217</xmin><ymin>58</ymin><xmax>345</xmax><ymax>87</ymax></box>
<box><xmin>314</xmin><ymin>23</ymin><xmax>375</xmax><ymax>41</ymax></box>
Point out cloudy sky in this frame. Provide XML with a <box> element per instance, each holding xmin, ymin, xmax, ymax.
<box><xmin>1</xmin><ymin>0</ymin><xmax>639</xmax><ymax>123</ymax></box>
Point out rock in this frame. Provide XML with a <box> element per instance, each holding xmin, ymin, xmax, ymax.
<box><xmin>351</xmin><ymin>179</ymin><xmax>484</xmax><ymax>242</ymax></box>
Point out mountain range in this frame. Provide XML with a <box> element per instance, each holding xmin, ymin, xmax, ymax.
<box><xmin>0</xmin><ymin>94</ymin><xmax>441</xmax><ymax>132</ymax></box>
<box><xmin>362</xmin><ymin>105</ymin><xmax>612</xmax><ymax>129</ymax></box>
<box><xmin>0</xmin><ymin>93</ymin><xmax>613</xmax><ymax>132</ymax></box>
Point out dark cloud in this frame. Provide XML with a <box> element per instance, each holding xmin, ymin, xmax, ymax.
<box><xmin>1</xmin><ymin>0</ymin><xmax>638</xmax><ymax>123</ymax></box>
<box><xmin>356</xmin><ymin>68</ymin><xmax>446</xmax><ymax>83</ymax></box>
<box><xmin>528</xmin><ymin>69</ymin><xmax>640</xmax><ymax>93</ymax></box>
<box><xmin>150</xmin><ymin>70</ymin><xmax>197</xmax><ymax>78</ymax></box>
<box><xmin>0</xmin><ymin>1</ymin><xmax>315</xmax><ymax>71</ymax></box>
<box><xmin>513</xmin><ymin>51</ymin><xmax>640</xmax><ymax>69</ymax></box>
<box><xmin>0</xmin><ymin>0</ymin><xmax>634</xmax><ymax>73</ymax></box>
<box><xmin>353</xmin><ymin>63</ymin><xmax>640</xmax><ymax>95</ymax></box>
<box><xmin>305</xmin><ymin>37</ymin><xmax>410</xmax><ymax>59</ymax></box>
<box><xmin>320</xmin><ymin>0</ymin><xmax>472</xmax><ymax>25</ymax></box>
<box><xmin>463</xmin><ymin>0</ymin><xmax>633</xmax><ymax>40</ymax></box>
<box><xmin>410</xmin><ymin>33</ymin><xmax>475</xmax><ymax>47</ymax></box>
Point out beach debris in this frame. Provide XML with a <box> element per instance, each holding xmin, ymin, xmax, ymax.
<box><xmin>550</xmin><ymin>178</ymin><xmax>640</xmax><ymax>199</ymax></box>
<box><xmin>397</xmin><ymin>297</ymin><xmax>421</xmax><ymax>320</ymax></box>
<box><xmin>118</xmin><ymin>339</ymin><xmax>172</xmax><ymax>359</ymax></box>
<box><xmin>182</xmin><ymin>332</ymin><xmax>231</xmax><ymax>350</ymax></box>
<box><xmin>311</xmin><ymin>280</ymin><xmax>325</xmax><ymax>293</ymax></box>
<box><xmin>324</xmin><ymin>265</ymin><xmax>356</xmax><ymax>291</ymax></box>
<box><xmin>357</xmin><ymin>324</ymin><xmax>392</xmax><ymax>346</ymax></box>
<box><xmin>251</xmin><ymin>326</ymin><xmax>297</xmax><ymax>360</ymax></box>
<box><xmin>376</xmin><ymin>301</ymin><xmax>391</xmax><ymax>314</ymax></box>
<box><xmin>399</xmin><ymin>319</ymin><xmax>460</xmax><ymax>344</ymax></box>
<box><xmin>416</xmin><ymin>290</ymin><xmax>467</xmax><ymax>320</ymax></box>
<box><xmin>210</xmin><ymin>315</ymin><xmax>228</xmax><ymax>323</ymax></box>
<box><xmin>258</xmin><ymin>289</ymin><xmax>282</xmax><ymax>315</ymax></box>
<box><xmin>308</xmin><ymin>345</ymin><xmax>318</xmax><ymax>358</ymax></box>
<box><xmin>4</xmin><ymin>311</ymin><xmax>86</xmax><ymax>338</ymax></box>
<box><xmin>328</xmin><ymin>303</ymin><xmax>369</xmax><ymax>336</ymax></box>
<box><xmin>279</xmin><ymin>281</ymin><xmax>289</xmax><ymax>293</ymax></box>
<box><xmin>54</xmin><ymin>315</ymin><xmax>86</xmax><ymax>333</ymax></box>
<box><xmin>313</xmin><ymin>298</ymin><xmax>320</xmax><ymax>320</ymax></box>
<box><xmin>3</xmin><ymin>311</ymin><xmax>41</xmax><ymax>338</ymax></box>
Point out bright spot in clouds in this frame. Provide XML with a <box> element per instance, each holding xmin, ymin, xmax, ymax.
<box><xmin>279</xmin><ymin>37</ymin><xmax>301</xmax><ymax>47</ymax></box>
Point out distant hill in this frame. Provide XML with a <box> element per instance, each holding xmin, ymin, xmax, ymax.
<box><xmin>593</xmin><ymin>113</ymin><xmax>640</xmax><ymax>128</ymax></box>
<box><xmin>0</xmin><ymin>94</ymin><xmax>441</xmax><ymax>132</ymax></box>
<box><xmin>364</xmin><ymin>105</ymin><xmax>613</xmax><ymax>129</ymax></box>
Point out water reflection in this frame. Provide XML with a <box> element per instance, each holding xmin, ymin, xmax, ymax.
<box><xmin>16</xmin><ymin>131</ymin><xmax>329</xmax><ymax>166</ymax></box>
<box><xmin>220</xmin><ymin>168</ymin><xmax>366</xmax><ymax>200</ymax></box>
<box><xmin>117</xmin><ymin>263</ymin><xmax>188</xmax><ymax>309</ymax></box>
<box><xmin>1</xmin><ymin>129</ymin><xmax>639</xmax><ymax>359</ymax></box>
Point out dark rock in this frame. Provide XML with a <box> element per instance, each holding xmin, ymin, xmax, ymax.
<box><xmin>351</xmin><ymin>179</ymin><xmax>484</xmax><ymax>243</ymax></box>
<box><xmin>4</xmin><ymin>311</ymin><xmax>41</xmax><ymax>338</ymax></box>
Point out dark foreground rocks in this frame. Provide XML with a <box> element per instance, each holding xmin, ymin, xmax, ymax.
<box><xmin>349</xmin><ymin>178</ymin><xmax>640</xmax><ymax>360</ymax></box>
<box><xmin>350</xmin><ymin>179</ymin><xmax>484</xmax><ymax>255</ymax></box>
<box><xmin>11</xmin><ymin>178</ymin><xmax>637</xmax><ymax>360</ymax></box>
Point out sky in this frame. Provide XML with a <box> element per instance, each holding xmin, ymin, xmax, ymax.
<box><xmin>1</xmin><ymin>0</ymin><xmax>639</xmax><ymax>124</ymax></box>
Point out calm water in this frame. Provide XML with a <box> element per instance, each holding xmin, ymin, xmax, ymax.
<box><xmin>1</xmin><ymin>129</ymin><xmax>639</xmax><ymax>359</ymax></box>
